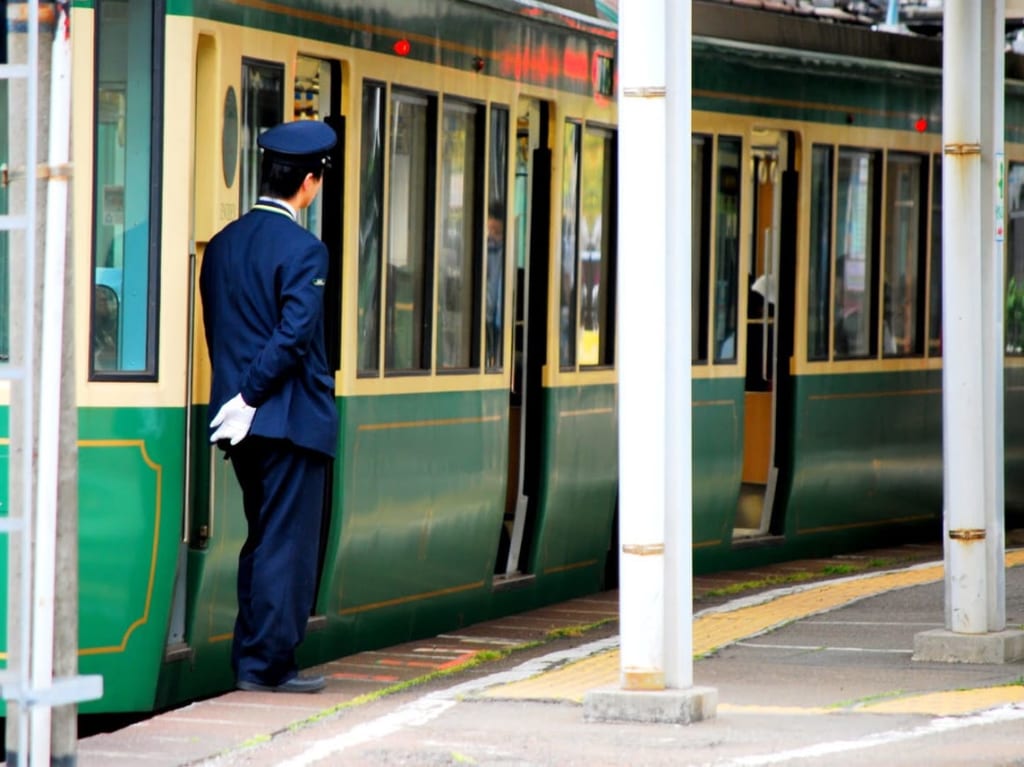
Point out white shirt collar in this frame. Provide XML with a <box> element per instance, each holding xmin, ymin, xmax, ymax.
<box><xmin>256</xmin><ymin>196</ymin><xmax>297</xmax><ymax>221</ymax></box>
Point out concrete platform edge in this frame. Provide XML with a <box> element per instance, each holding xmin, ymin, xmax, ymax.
<box><xmin>582</xmin><ymin>685</ymin><xmax>718</xmax><ymax>724</ymax></box>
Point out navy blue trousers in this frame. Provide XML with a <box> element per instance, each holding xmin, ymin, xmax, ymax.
<box><xmin>228</xmin><ymin>437</ymin><xmax>327</xmax><ymax>686</ymax></box>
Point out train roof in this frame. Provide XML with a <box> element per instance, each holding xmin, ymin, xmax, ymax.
<box><xmin>694</xmin><ymin>0</ymin><xmax>1024</xmax><ymax>82</ymax></box>
<box><xmin>698</xmin><ymin>0</ymin><xmax>1024</xmax><ymax>39</ymax></box>
<box><xmin>694</xmin><ymin>0</ymin><xmax>938</xmax><ymax>68</ymax></box>
<box><xmin>465</xmin><ymin>0</ymin><xmax>616</xmax><ymax>35</ymax></box>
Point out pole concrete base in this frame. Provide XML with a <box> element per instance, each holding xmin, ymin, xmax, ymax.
<box><xmin>583</xmin><ymin>685</ymin><xmax>717</xmax><ymax>724</ymax></box>
<box><xmin>913</xmin><ymin>629</ymin><xmax>1024</xmax><ymax>663</ymax></box>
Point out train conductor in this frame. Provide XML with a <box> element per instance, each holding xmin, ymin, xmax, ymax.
<box><xmin>200</xmin><ymin>120</ymin><xmax>339</xmax><ymax>693</ymax></box>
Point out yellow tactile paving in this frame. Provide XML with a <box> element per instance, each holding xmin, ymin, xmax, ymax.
<box><xmin>858</xmin><ymin>685</ymin><xmax>1024</xmax><ymax>716</ymax></box>
<box><xmin>481</xmin><ymin>550</ymin><xmax>1024</xmax><ymax>704</ymax></box>
<box><xmin>717</xmin><ymin>686</ymin><xmax>1024</xmax><ymax>716</ymax></box>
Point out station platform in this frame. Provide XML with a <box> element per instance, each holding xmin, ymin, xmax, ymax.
<box><xmin>74</xmin><ymin>533</ymin><xmax>1024</xmax><ymax>766</ymax></box>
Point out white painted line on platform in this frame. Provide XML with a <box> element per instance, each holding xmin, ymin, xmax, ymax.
<box><xmin>802</xmin><ymin>620</ymin><xmax>944</xmax><ymax>627</ymax></box>
<box><xmin>710</xmin><ymin>704</ymin><xmax>1024</xmax><ymax>766</ymax></box>
<box><xmin>270</xmin><ymin>635</ymin><xmax>620</xmax><ymax>767</ymax></box>
<box><xmin>734</xmin><ymin>641</ymin><xmax>913</xmax><ymax>654</ymax></box>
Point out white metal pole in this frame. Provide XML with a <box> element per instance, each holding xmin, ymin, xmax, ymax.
<box><xmin>942</xmin><ymin>0</ymin><xmax>988</xmax><ymax>634</ymax></box>
<box><xmin>19</xmin><ymin>0</ymin><xmax>41</xmax><ymax>759</ymax></box>
<box><xmin>618</xmin><ymin>0</ymin><xmax>667</xmax><ymax>689</ymax></box>
<box><xmin>980</xmin><ymin>0</ymin><xmax>1007</xmax><ymax>633</ymax></box>
<box><xmin>30</xmin><ymin>3</ymin><xmax>71</xmax><ymax>760</ymax></box>
<box><xmin>664</xmin><ymin>0</ymin><xmax>693</xmax><ymax>689</ymax></box>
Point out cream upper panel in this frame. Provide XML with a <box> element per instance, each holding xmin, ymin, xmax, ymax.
<box><xmin>61</xmin><ymin>9</ymin><xmax>618</xmax><ymax>408</ymax></box>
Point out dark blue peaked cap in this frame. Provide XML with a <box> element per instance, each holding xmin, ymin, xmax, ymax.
<box><xmin>258</xmin><ymin>120</ymin><xmax>337</xmax><ymax>165</ymax></box>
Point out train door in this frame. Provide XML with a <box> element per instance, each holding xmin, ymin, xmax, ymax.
<box><xmin>734</xmin><ymin>129</ymin><xmax>794</xmax><ymax>538</ymax></box>
<box><xmin>295</xmin><ymin>56</ymin><xmax>344</xmax><ymax>602</ymax></box>
<box><xmin>173</xmin><ymin>50</ymin><xmax>342</xmax><ymax>652</ymax></box>
<box><xmin>495</xmin><ymin>97</ymin><xmax>551</xmax><ymax>582</ymax></box>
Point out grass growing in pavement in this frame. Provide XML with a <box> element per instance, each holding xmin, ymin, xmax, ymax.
<box><xmin>547</xmin><ymin>617</ymin><xmax>616</xmax><ymax>639</ymax></box>
<box><xmin>821</xmin><ymin>564</ymin><xmax>857</xmax><ymax>575</ymax></box>
<box><xmin>699</xmin><ymin>557</ymin><xmax>906</xmax><ymax>599</ymax></box>
<box><xmin>829</xmin><ymin>689</ymin><xmax>907</xmax><ymax>709</ymax></box>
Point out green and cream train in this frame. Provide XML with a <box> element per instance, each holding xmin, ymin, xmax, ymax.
<box><xmin>0</xmin><ymin>0</ymin><xmax>1021</xmax><ymax>713</ymax></box>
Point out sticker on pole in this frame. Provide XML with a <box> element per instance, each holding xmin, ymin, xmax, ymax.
<box><xmin>996</xmin><ymin>152</ymin><xmax>1005</xmax><ymax>243</ymax></box>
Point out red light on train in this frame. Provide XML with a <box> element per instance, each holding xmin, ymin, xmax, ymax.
<box><xmin>915</xmin><ymin>117</ymin><xmax>928</xmax><ymax>133</ymax></box>
<box><xmin>393</xmin><ymin>39</ymin><xmax>411</xmax><ymax>57</ymax></box>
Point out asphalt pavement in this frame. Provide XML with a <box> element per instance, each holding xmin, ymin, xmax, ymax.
<box><xmin>75</xmin><ymin>544</ymin><xmax>1024</xmax><ymax>767</ymax></box>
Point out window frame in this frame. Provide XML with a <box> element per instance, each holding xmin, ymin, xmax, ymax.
<box><xmin>691</xmin><ymin>133</ymin><xmax>713</xmax><ymax>365</ymax></box>
<box><xmin>88</xmin><ymin>0</ymin><xmax>165</xmax><ymax>381</ymax></box>
<box><xmin>578</xmin><ymin>122</ymin><xmax>617</xmax><ymax>370</ymax></box>
<box><xmin>383</xmin><ymin>86</ymin><xmax>438</xmax><ymax>376</ymax></box>
<box><xmin>435</xmin><ymin>96</ymin><xmax>486</xmax><ymax>374</ymax></box>
<box><xmin>832</xmin><ymin>145</ymin><xmax>882</xmax><ymax>361</ymax></box>
<box><xmin>881</xmin><ymin>151</ymin><xmax>929</xmax><ymax>359</ymax></box>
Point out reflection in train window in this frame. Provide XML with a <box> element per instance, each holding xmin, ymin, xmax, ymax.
<box><xmin>691</xmin><ymin>134</ymin><xmax>711</xmax><ymax>364</ymax></box>
<box><xmin>295</xmin><ymin>56</ymin><xmax>331</xmax><ymax>237</ymax></box>
<box><xmin>0</xmin><ymin>230</ymin><xmax>7</xmax><ymax>362</ymax></box>
<box><xmin>713</xmin><ymin>136</ymin><xmax>741</xmax><ymax>363</ymax></box>
<box><xmin>239</xmin><ymin>59</ymin><xmax>283</xmax><ymax>213</ymax></box>
<box><xmin>809</xmin><ymin>145</ymin><xmax>944</xmax><ymax>363</ymax></box>
<box><xmin>928</xmin><ymin>155</ymin><xmax>942</xmax><ymax>356</ymax></box>
<box><xmin>1008</xmin><ymin>162</ymin><xmax>1024</xmax><ymax>355</ymax></box>
<box><xmin>559</xmin><ymin>121</ymin><xmax>617</xmax><ymax>371</ymax></box>
<box><xmin>385</xmin><ymin>90</ymin><xmax>434</xmax><ymax>372</ymax></box>
<box><xmin>807</xmin><ymin>146</ymin><xmax>832</xmax><ymax>361</ymax></box>
<box><xmin>834</xmin><ymin>149</ymin><xmax>878</xmax><ymax>359</ymax></box>
<box><xmin>579</xmin><ymin>126</ymin><xmax>615</xmax><ymax>368</ymax></box>
<box><xmin>93</xmin><ymin>283</ymin><xmax>119</xmax><ymax>370</ymax></box>
<box><xmin>437</xmin><ymin>99</ymin><xmax>483</xmax><ymax>371</ymax></box>
<box><xmin>485</xmin><ymin>105</ymin><xmax>509</xmax><ymax>372</ymax></box>
<box><xmin>357</xmin><ymin>82</ymin><xmax>385</xmax><ymax>376</ymax></box>
<box><xmin>559</xmin><ymin>121</ymin><xmax>580</xmax><ymax>369</ymax></box>
<box><xmin>90</xmin><ymin>0</ymin><xmax>160</xmax><ymax>377</ymax></box>
<box><xmin>882</xmin><ymin>152</ymin><xmax>926</xmax><ymax>357</ymax></box>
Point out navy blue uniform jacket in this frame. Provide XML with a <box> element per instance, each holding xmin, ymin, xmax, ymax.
<box><xmin>200</xmin><ymin>203</ymin><xmax>338</xmax><ymax>458</ymax></box>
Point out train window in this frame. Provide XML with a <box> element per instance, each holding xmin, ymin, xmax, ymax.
<box><xmin>357</xmin><ymin>82</ymin><xmax>386</xmax><ymax>376</ymax></box>
<box><xmin>807</xmin><ymin>145</ymin><xmax>833</xmax><ymax>361</ymax></box>
<box><xmin>713</xmin><ymin>136</ymin><xmax>741</xmax><ymax>363</ymax></box>
<box><xmin>579</xmin><ymin>126</ymin><xmax>615</xmax><ymax>367</ymax></box>
<box><xmin>90</xmin><ymin>0</ymin><xmax>162</xmax><ymax>376</ymax></box>
<box><xmin>295</xmin><ymin>57</ymin><xmax>332</xmax><ymax>237</ymax></box>
<box><xmin>0</xmin><ymin>233</ymin><xmax>6</xmax><ymax>362</ymax></box>
<box><xmin>557</xmin><ymin>121</ymin><xmax>617</xmax><ymax>370</ymax></box>
<box><xmin>834</xmin><ymin>149</ymin><xmax>879</xmax><ymax>359</ymax></box>
<box><xmin>437</xmin><ymin>99</ymin><xmax>484</xmax><ymax>371</ymax></box>
<box><xmin>239</xmin><ymin>60</ymin><xmax>284</xmax><ymax>213</ymax></box>
<box><xmin>559</xmin><ymin>121</ymin><xmax>581</xmax><ymax>369</ymax></box>
<box><xmin>691</xmin><ymin>135</ymin><xmax>712</xmax><ymax>364</ymax></box>
<box><xmin>1008</xmin><ymin>162</ymin><xmax>1024</xmax><ymax>355</ymax></box>
<box><xmin>485</xmin><ymin>106</ymin><xmax>509</xmax><ymax>371</ymax></box>
<box><xmin>928</xmin><ymin>155</ymin><xmax>943</xmax><ymax>356</ymax></box>
<box><xmin>385</xmin><ymin>89</ymin><xmax>435</xmax><ymax>372</ymax></box>
<box><xmin>882</xmin><ymin>153</ymin><xmax>927</xmax><ymax>357</ymax></box>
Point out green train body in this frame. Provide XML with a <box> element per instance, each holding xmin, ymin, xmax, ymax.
<box><xmin>0</xmin><ymin>0</ymin><xmax>1019</xmax><ymax>714</ymax></box>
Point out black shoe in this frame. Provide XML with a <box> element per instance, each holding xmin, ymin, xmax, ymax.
<box><xmin>237</xmin><ymin>674</ymin><xmax>326</xmax><ymax>693</ymax></box>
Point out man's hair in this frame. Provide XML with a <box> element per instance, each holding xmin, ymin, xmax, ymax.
<box><xmin>259</xmin><ymin>155</ymin><xmax>325</xmax><ymax>199</ymax></box>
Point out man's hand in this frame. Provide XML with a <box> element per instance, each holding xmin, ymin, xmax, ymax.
<box><xmin>210</xmin><ymin>393</ymin><xmax>256</xmax><ymax>445</ymax></box>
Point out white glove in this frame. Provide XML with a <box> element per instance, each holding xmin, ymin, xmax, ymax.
<box><xmin>210</xmin><ymin>393</ymin><xmax>256</xmax><ymax>446</ymax></box>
